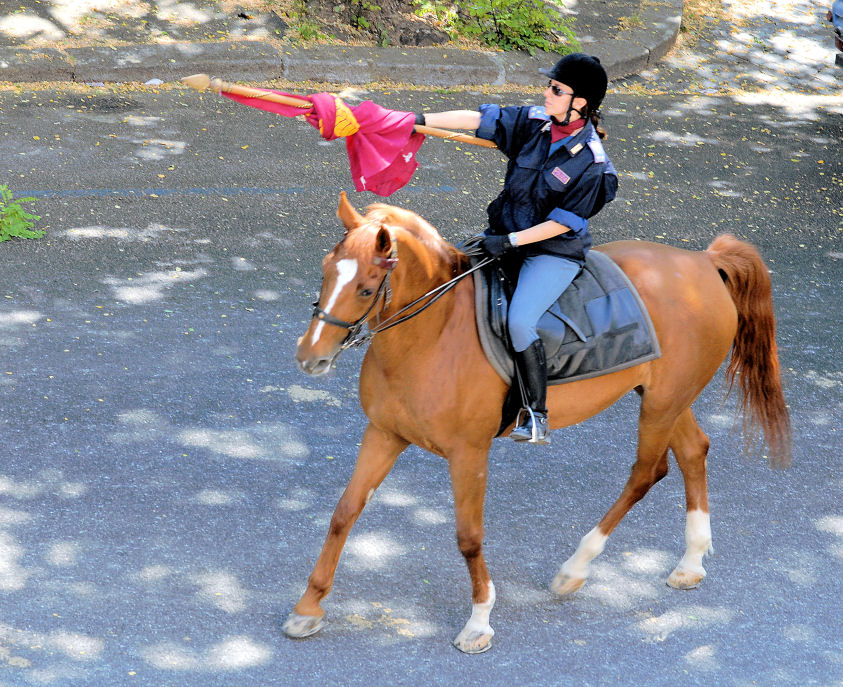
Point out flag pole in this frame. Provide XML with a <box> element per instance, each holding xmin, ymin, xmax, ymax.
<box><xmin>414</xmin><ymin>124</ymin><xmax>498</xmax><ymax>148</ymax></box>
<box><xmin>181</xmin><ymin>74</ymin><xmax>311</xmax><ymax>108</ymax></box>
<box><xmin>180</xmin><ymin>74</ymin><xmax>499</xmax><ymax>149</ymax></box>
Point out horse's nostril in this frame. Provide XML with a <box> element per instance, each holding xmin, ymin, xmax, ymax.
<box><xmin>298</xmin><ymin>357</ymin><xmax>333</xmax><ymax>376</ymax></box>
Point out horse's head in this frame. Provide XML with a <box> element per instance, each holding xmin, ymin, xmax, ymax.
<box><xmin>296</xmin><ymin>192</ymin><xmax>399</xmax><ymax>375</ymax></box>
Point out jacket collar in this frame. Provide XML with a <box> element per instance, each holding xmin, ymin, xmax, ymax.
<box><xmin>542</xmin><ymin>120</ymin><xmax>595</xmax><ymax>156</ymax></box>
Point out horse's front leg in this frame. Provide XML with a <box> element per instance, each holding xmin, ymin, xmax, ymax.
<box><xmin>283</xmin><ymin>423</ymin><xmax>408</xmax><ymax>639</ymax></box>
<box><xmin>449</xmin><ymin>446</ymin><xmax>495</xmax><ymax>654</ymax></box>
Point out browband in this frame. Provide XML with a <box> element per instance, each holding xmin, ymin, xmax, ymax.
<box><xmin>372</xmin><ymin>256</ymin><xmax>399</xmax><ymax>270</ymax></box>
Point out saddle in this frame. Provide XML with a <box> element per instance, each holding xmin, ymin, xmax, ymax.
<box><xmin>470</xmin><ymin>251</ymin><xmax>661</xmax><ymax>434</ymax></box>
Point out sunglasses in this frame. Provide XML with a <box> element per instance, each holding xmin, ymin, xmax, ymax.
<box><xmin>547</xmin><ymin>80</ymin><xmax>574</xmax><ymax>97</ymax></box>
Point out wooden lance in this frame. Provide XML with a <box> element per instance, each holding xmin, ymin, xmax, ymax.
<box><xmin>180</xmin><ymin>74</ymin><xmax>499</xmax><ymax>149</ymax></box>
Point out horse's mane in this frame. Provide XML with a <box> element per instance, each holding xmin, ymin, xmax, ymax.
<box><xmin>364</xmin><ymin>203</ymin><xmax>465</xmax><ymax>270</ymax></box>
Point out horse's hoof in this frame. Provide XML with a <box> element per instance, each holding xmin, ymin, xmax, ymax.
<box><xmin>282</xmin><ymin>612</ymin><xmax>325</xmax><ymax>638</ymax></box>
<box><xmin>551</xmin><ymin>571</ymin><xmax>586</xmax><ymax>596</ymax></box>
<box><xmin>667</xmin><ymin>567</ymin><xmax>705</xmax><ymax>590</ymax></box>
<box><xmin>453</xmin><ymin>628</ymin><xmax>493</xmax><ymax>654</ymax></box>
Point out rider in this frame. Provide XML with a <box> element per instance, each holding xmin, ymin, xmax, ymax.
<box><xmin>415</xmin><ymin>53</ymin><xmax>618</xmax><ymax>444</ymax></box>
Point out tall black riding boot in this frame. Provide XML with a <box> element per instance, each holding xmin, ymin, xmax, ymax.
<box><xmin>510</xmin><ymin>339</ymin><xmax>550</xmax><ymax>444</ymax></box>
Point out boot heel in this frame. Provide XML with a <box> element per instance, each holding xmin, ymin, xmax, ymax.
<box><xmin>527</xmin><ymin>411</ymin><xmax>550</xmax><ymax>445</ymax></box>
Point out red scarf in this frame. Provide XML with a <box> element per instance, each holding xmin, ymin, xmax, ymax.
<box><xmin>550</xmin><ymin>118</ymin><xmax>585</xmax><ymax>143</ymax></box>
<box><xmin>221</xmin><ymin>89</ymin><xmax>424</xmax><ymax>197</ymax></box>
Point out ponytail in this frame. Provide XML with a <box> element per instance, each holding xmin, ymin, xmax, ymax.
<box><xmin>588</xmin><ymin>108</ymin><xmax>607</xmax><ymax>139</ymax></box>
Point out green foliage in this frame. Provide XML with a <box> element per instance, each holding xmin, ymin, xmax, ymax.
<box><xmin>415</xmin><ymin>0</ymin><xmax>579</xmax><ymax>54</ymax></box>
<box><xmin>351</xmin><ymin>0</ymin><xmax>382</xmax><ymax>30</ymax></box>
<box><xmin>0</xmin><ymin>185</ymin><xmax>43</xmax><ymax>242</ymax></box>
<box><xmin>414</xmin><ymin>0</ymin><xmax>460</xmax><ymax>36</ymax></box>
<box><xmin>295</xmin><ymin>18</ymin><xmax>325</xmax><ymax>40</ymax></box>
<box><xmin>290</xmin><ymin>0</ymin><xmax>326</xmax><ymax>41</ymax></box>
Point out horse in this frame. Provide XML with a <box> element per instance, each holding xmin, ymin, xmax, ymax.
<box><xmin>284</xmin><ymin>191</ymin><xmax>791</xmax><ymax>653</ymax></box>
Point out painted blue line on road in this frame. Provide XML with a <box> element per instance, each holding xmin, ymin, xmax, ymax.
<box><xmin>19</xmin><ymin>185</ymin><xmax>458</xmax><ymax>199</ymax></box>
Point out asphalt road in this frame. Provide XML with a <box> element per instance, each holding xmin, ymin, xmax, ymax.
<box><xmin>0</xmin><ymin>86</ymin><xmax>841</xmax><ymax>686</ymax></box>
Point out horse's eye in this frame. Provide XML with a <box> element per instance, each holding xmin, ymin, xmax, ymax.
<box><xmin>359</xmin><ymin>288</ymin><xmax>374</xmax><ymax>298</ymax></box>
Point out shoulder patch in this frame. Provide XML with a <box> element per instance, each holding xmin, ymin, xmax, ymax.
<box><xmin>528</xmin><ymin>105</ymin><xmax>550</xmax><ymax>121</ymax></box>
<box><xmin>587</xmin><ymin>138</ymin><xmax>607</xmax><ymax>163</ymax></box>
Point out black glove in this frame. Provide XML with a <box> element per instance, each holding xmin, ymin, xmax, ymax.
<box><xmin>479</xmin><ymin>234</ymin><xmax>513</xmax><ymax>258</ymax></box>
<box><xmin>414</xmin><ymin>112</ymin><xmax>426</xmax><ymax>126</ymax></box>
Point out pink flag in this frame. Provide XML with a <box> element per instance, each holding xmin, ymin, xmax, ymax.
<box><xmin>222</xmin><ymin>89</ymin><xmax>425</xmax><ymax>196</ymax></box>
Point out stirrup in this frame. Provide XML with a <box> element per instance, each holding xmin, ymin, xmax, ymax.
<box><xmin>511</xmin><ymin>407</ymin><xmax>550</xmax><ymax>445</ymax></box>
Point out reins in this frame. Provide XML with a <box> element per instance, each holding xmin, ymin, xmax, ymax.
<box><xmin>348</xmin><ymin>256</ymin><xmax>493</xmax><ymax>348</ymax></box>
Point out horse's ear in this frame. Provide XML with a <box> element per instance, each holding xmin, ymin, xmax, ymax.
<box><xmin>337</xmin><ymin>191</ymin><xmax>364</xmax><ymax>233</ymax></box>
<box><xmin>375</xmin><ymin>226</ymin><xmax>393</xmax><ymax>256</ymax></box>
<box><xmin>371</xmin><ymin>226</ymin><xmax>398</xmax><ymax>270</ymax></box>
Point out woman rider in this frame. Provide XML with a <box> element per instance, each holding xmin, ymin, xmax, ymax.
<box><xmin>416</xmin><ymin>53</ymin><xmax>619</xmax><ymax>444</ymax></box>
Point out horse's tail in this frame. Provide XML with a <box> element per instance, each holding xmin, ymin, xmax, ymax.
<box><xmin>706</xmin><ymin>234</ymin><xmax>792</xmax><ymax>467</ymax></box>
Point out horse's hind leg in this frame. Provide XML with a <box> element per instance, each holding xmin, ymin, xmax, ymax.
<box><xmin>666</xmin><ymin>408</ymin><xmax>713</xmax><ymax>589</ymax></box>
<box><xmin>283</xmin><ymin>423</ymin><xmax>408</xmax><ymax>639</ymax></box>
<box><xmin>552</xmin><ymin>404</ymin><xmax>674</xmax><ymax>596</ymax></box>
<box><xmin>448</xmin><ymin>445</ymin><xmax>495</xmax><ymax>654</ymax></box>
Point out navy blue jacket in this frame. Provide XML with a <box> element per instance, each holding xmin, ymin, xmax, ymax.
<box><xmin>477</xmin><ymin>104</ymin><xmax>618</xmax><ymax>264</ymax></box>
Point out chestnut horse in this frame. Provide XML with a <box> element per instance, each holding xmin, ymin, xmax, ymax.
<box><xmin>285</xmin><ymin>192</ymin><xmax>790</xmax><ymax>653</ymax></box>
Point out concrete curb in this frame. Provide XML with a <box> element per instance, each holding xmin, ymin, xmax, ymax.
<box><xmin>0</xmin><ymin>47</ymin><xmax>73</xmax><ymax>82</ymax></box>
<box><xmin>0</xmin><ymin>0</ymin><xmax>682</xmax><ymax>86</ymax></box>
<box><xmin>68</xmin><ymin>41</ymin><xmax>283</xmax><ymax>84</ymax></box>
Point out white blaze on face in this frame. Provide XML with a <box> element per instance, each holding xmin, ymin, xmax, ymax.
<box><xmin>310</xmin><ymin>258</ymin><xmax>358</xmax><ymax>345</ymax></box>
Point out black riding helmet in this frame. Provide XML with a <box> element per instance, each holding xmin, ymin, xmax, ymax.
<box><xmin>539</xmin><ymin>53</ymin><xmax>608</xmax><ymax>114</ymax></box>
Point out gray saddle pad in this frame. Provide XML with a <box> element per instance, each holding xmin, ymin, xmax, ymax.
<box><xmin>472</xmin><ymin>250</ymin><xmax>660</xmax><ymax>388</ymax></box>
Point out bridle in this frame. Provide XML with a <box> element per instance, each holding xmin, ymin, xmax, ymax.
<box><xmin>311</xmin><ymin>249</ymin><xmax>399</xmax><ymax>350</ymax></box>
<box><xmin>311</xmin><ymin>238</ymin><xmax>492</xmax><ymax>352</ymax></box>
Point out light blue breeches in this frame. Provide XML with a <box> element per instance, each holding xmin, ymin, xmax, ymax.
<box><xmin>508</xmin><ymin>253</ymin><xmax>581</xmax><ymax>352</ymax></box>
